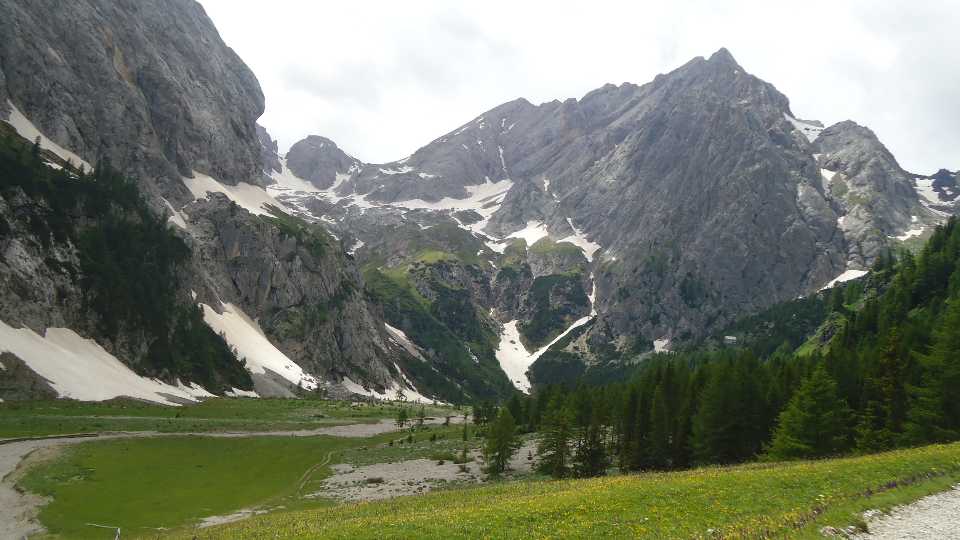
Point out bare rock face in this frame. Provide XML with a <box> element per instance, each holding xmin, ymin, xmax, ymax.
<box><xmin>0</xmin><ymin>0</ymin><xmax>265</xmax><ymax>198</ymax></box>
<box><xmin>814</xmin><ymin>121</ymin><xmax>931</xmax><ymax>264</ymax></box>
<box><xmin>281</xmin><ymin>47</ymin><xmax>951</xmax><ymax>373</ymax></box>
<box><xmin>183</xmin><ymin>195</ymin><xmax>397</xmax><ymax>386</ymax></box>
<box><xmin>257</xmin><ymin>124</ymin><xmax>282</xmax><ymax>177</ymax></box>
<box><xmin>0</xmin><ymin>0</ymin><xmax>430</xmax><ymax>400</ymax></box>
<box><xmin>286</xmin><ymin>136</ymin><xmax>360</xmax><ymax>190</ymax></box>
<box><xmin>0</xmin><ymin>187</ymin><xmax>82</xmax><ymax>334</ymax></box>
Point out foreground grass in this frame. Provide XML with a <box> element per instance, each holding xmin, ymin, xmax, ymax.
<box><xmin>174</xmin><ymin>443</ymin><xmax>960</xmax><ymax>540</ymax></box>
<box><xmin>0</xmin><ymin>398</ymin><xmax>454</xmax><ymax>438</ymax></box>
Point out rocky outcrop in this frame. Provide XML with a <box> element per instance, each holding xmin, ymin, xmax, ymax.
<box><xmin>257</xmin><ymin>124</ymin><xmax>282</xmax><ymax>177</ymax></box>
<box><xmin>0</xmin><ymin>186</ymin><xmax>83</xmax><ymax>334</ymax></box>
<box><xmin>286</xmin><ymin>136</ymin><xmax>359</xmax><ymax>190</ymax></box>
<box><xmin>814</xmin><ymin>121</ymin><xmax>928</xmax><ymax>264</ymax></box>
<box><xmin>183</xmin><ymin>195</ymin><xmax>398</xmax><ymax>386</ymax></box>
<box><xmin>0</xmin><ymin>0</ymin><xmax>265</xmax><ymax>201</ymax></box>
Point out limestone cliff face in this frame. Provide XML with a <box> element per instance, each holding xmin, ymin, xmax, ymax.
<box><xmin>183</xmin><ymin>195</ymin><xmax>397</xmax><ymax>388</ymax></box>
<box><xmin>815</xmin><ymin>121</ymin><xmax>931</xmax><ymax>264</ymax></box>
<box><xmin>0</xmin><ymin>0</ymin><xmax>265</xmax><ymax>199</ymax></box>
<box><xmin>276</xmin><ymin>48</ymin><xmax>952</xmax><ymax>376</ymax></box>
<box><xmin>0</xmin><ymin>0</ymin><xmax>426</xmax><ymax>400</ymax></box>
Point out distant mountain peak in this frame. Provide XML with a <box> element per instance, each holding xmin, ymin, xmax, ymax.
<box><xmin>708</xmin><ymin>47</ymin><xmax>740</xmax><ymax>67</ymax></box>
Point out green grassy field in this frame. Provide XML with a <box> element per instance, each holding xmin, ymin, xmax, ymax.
<box><xmin>171</xmin><ymin>442</ymin><xmax>960</xmax><ymax>540</ymax></box>
<box><xmin>0</xmin><ymin>398</ymin><xmax>453</xmax><ymax>438</ymax></box>
<box><xmin>16</xmin><ymin>421</ymin><xmax>471</xmax><ymax>539</ymax></box>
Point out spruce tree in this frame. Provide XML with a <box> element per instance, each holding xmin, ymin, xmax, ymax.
<box><xmin>573</xmin><ymin>409</ymin><xmax>609</xmax><ymax>477</ymax></box>
<box><xmin>691</xmin><ymin>366</ymin><xmax>738</xmax><ymax>464</ymax></box>
<box><xmin>766</xmin><ymin>365</ymin><xmax>852</xmax><ymax>459</ymax></box>
<box><xmin>483</xmin><ymin>408</ymin><xmax>520</xmax><ymax>475</ymax></box>
<box><xmin>905</xmin><ymin>298</ymin><xmax>960</xmax><ymax>443</ymax></box>
<box><xmin>619</xmin><ymin>387</ymin><xmax>640</xmax><ymax>472</ymax></box>
<box><xmin>535</xmin><ymin>396</ymin><xmax>573</xmax><ymax>478</ymax></box>
<box><xmin>647</xmin><ymin>383</ymin><xmax>672</xmax><ymax>468</ymax></box>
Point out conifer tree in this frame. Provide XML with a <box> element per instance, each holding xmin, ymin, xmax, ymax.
<box><xmin>691</xmin><ymin>366</ymin><xmax>739</xmax><ymax>464</ymax></box>
<box><xmin>906</xmin><ymin>298</ymin><xmax>960</xmax><ymax>443</ymax></box>
<box><xmin>647</xmin><ymin>383</ymin><xmax>672</xmax><ymax>468</ymax></box>
<box><xmin>573</xmin><ymin>408</ymin><xmax>609</xmax><ymax>477</ymax></box>
<box><xmin>483</xmin><ymin>408</ymin><xmax>520</xmax><ymax>475</ymax></box>
<box><xmin>619</xmin><ymin>387</ymin><xmax>640</xmax><ymax>471</ymax></box>
<box><xmin>535</xmin><ymin>396</ymin><xmax>573</xmax><ymax>478</ymax></box>
<box><xmin>766</xmin><ymin>365</ymin><xmax>852</xmax><ymax>459</ymax></box>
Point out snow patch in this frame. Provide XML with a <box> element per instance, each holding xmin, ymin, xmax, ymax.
<box><xmin>347</xmin><ymin>239</ymin><xmax>365</xmax><ymax>255</ymax></box>
<box><xmin>225</xmin><ymin>387</ymin><xmax>259</xmax><ymax>398</ymax></box>
<box><xmin>785</xmin><ymin>113</ymin><xmax>824</xmax><ymax>142</ymax></box>
<box><xmin>506</xmin><ymin>221</ymin><xmax>549</xmax><ymax>246</ymax></box>
<box><xmin>162</xmin><ymin>198</ymin><xmax>188</xmax><ymax>230</ymax></box>
<box><xmin>653</xmin><ymin>338</ymin><xmax>671</xmax><ymax>354</ymax></box>
<box><xmin>269</xmin><ymin>158</ymin><xmax>322</xmax><ymax>193</ymax></box>
<box><xmin>341</xmin><ymin>376</ymin><xmax>434</xmax><ymax>404</ymax></box>
<box><xmin>391</xmin><ymin>178</ymin><xmax>513</xmax><ymax>242</ymax></box>
<box><xmin>4</xmin><ymin>100</ymin><xmax>91</xmax><ymax>170</ymax></box>
<box><xmin>385</xmin><ymin>323</ymin><xmax>425</xmax><ymax>362</ymax></box>
<box><xmin>559</xmin><ymin>218</ymin><xmax>602</xmax><ymax>261</ymax></box>
<box><xmin>892</xmin><ymin>226</ymin><xmax>925</xmax><ymax>241</ymax></box>
<box><xmin>379</xmin><ymin>166</ymin><xmax>414</xmax><ymax>175</ymax></box>
<box><xmin>0</xmin><ymin>320</ymin><xmax>213</xmax><ymax>405</ymax></box>
<box><xmin>183</xmin><ymin>171</ymin><xmax>284</xmax><ymax>217</ymax></box>
<box><xmin>819</xmin><ymin>269</ymin><xmax>868</xmax><ymax>291</ymax></box>
<box><xmin>915</xmin><ymin>178</ymin><xmax>949</xmax><ymax>206</ymax></box>
<box><xmin>199</xmin><ymin>303</ymin><xmax>319</xmax><ymax>390</ymax></box>
<box><xmin>496</xmin><ymin>313</ymin><xmax>595</xmax><ymax>394</ymax></box>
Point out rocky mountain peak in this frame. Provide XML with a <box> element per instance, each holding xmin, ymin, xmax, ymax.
<box><xmin>706</xmin><ymin>47</ymin><xmax>741</xmax><ymax>67</ymax></box>
<box><xmin>285</xmin><ymin>135</ymin><xmax>360</xmax><ymax>190</ymax></box>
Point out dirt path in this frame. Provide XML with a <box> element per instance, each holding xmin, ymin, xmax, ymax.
<box><xmin>0</xmin><ymin>416</ymin><xmax>458</xmax><ymax>538</ymax></box>
<box><xmin>853</xmin><ymin>485</ymin><xmax>960</xmax><ymax>539</ymax></box>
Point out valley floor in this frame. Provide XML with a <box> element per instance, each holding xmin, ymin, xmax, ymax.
<box><xmin>7</xmin><ymin>399</ymin><xmax>960</xmax><ymax>539</ymax></box>
<box><xmin>0</xmin><ymin>398</ymin><xmax>467</xmax><ymax>538</ymax></box>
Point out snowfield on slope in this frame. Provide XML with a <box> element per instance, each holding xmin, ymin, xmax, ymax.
<box><xmin>820</xmin><ymin>269</ymin><xmax>869</xmax><ymax>291</ymax></box>
<box><xmin>0</xmin><ymin>320</ymin><xmax>213</xmax><ymax>405</ymax></box>
<box><xmin>4</xmin><ymin>100</ymin><xmax>91</xmax><ymax>169</ymax></box>
<box><xmin>200</xmin><ymin>302</ymin><xmax>318</xmax><ymax>391</ymax></box>
<box><xmin>183</xmin><ymin>170</ymin><xmax>285</xmax><ymax>217</ymax></box>
<box><xmin>495</xmin><ymin>279</ymin><xmax>598</xmax><ymax>393</ymax></box>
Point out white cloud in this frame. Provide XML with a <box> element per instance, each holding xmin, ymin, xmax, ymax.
<box><xmin>199</xmin><ymin>0</ymin><xmax>959</xmax><ymax>173</ymax></box>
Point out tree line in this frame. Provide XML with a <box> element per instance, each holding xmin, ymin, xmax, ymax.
<box><xmin>477</xmin><ymin>217</ymin><xmax>960</xmax><ymax>478</ymax></box>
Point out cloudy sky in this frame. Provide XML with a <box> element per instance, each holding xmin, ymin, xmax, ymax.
<box><xmin>199</xmin><ymin>0</ymin><xmax>958</xmax><ymax>174</ymax></box>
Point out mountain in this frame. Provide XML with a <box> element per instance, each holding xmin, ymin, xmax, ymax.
<box><xmin>0</xmin><ymin>0</ymin><xmax>457</xmax><ymax>404</ymax></box>
<box><xmin>0</xmin><ymin>1</ymin><xmax>953</xmax><ymax>403</ymax></box>
<box><xmin>266</xmin><ymin>49</ymin><xmax>954</xmax><ymax>391</ymax></box>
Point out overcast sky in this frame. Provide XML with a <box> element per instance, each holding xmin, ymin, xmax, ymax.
<box><xmin>199</xmin><ymin>0</ymin><xmax>957</xmax><ymax>174</ymax></box>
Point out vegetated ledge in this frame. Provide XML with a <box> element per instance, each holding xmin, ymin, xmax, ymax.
<box><xmin>171</xmin><ymin>442</ymin><xmax>960</xmax><ymax>539</ymax></box>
